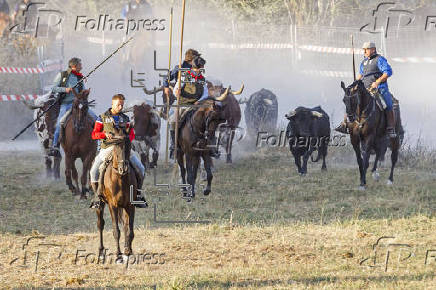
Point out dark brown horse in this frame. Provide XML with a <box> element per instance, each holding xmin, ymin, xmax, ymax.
<box><xmin>341</xmin><ymin>80</ymin><xmax>401</xmax><ymax>189</ymax></box>
<box><xmin>176</xmin><ymin>89</ymin><xmax>229</xmax><ymax>199</ymax></box>
<box><xmin>23</xmin><ymin>94</ymin><xmax>61</xmax><ymax>179</ymax></box>
<box><xmin>96</xmin><ymin>132</ymin><xmax>137</xmax><ymax>257</ymax></box>
<box><xmin>61</xmin><ymin>89</ymin><xmax>97</xmax><ymax>199</ymax></box>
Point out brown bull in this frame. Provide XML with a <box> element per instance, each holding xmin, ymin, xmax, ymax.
<box><xmin>207</xmin><ymin>81</ymin><xmax>244</xmax><ymax>163</ymax></box>
<box><xmin>96</xmin><ymin>132</ymin><xmax>137</xmax><ymax>258</ymax></box>
<box><xmin>123</xmin><ymin>103</ymin><xmax>161</xmax><ymax>170</ymax></box>
<box><xmin>61</xmin><ymin>89</ymin><xmax>97</xmax><ymax>199</ymax></box>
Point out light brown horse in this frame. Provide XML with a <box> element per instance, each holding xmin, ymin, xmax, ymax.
<box><xmin>176</xmin><ymin>89</ymin><xmax>229</xmax><ymax>199</ymax></box>
<box><xmin>61</xmin><ymin>89</ymin><xmax>97</xmax><ymax>199</ymax></box>
<box><xmin>96</xmin><ymin>132</ymin><xmax>137</xmax><ymax>257</ymax></box>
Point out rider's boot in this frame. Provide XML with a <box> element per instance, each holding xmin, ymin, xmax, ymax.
<box><xmin>89</xmin><ymin>182</ymin><xmax>104</xmax><ymax>209</ymax></box>
<box><xmin>134</xmin><ymin>172</ymin><xmax>148</xmax><ymax>208</ymax></box>
<box><xmin>386</xmin><ymin>110</ymin><xmax>397</xmax><ymax>138</ymax></box>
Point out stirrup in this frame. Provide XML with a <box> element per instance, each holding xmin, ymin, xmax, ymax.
<box><xmin>134</xmin><ymin>194</ymin><xmax>148</xmax><ymax>208</ymax></box>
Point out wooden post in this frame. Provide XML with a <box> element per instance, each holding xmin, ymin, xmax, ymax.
<box><xmin>174</xmin><ymin>0</ymin><xmax>186</xmax><ymax>164</ymax></box>
<box><xmin>165</xmin><ymin>8</ymin><xmax>174</xmax><ymax>164</ymax></box>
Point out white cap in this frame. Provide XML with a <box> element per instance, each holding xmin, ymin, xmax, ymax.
<box><xmin>362</xmin><ymin>42</ymin><xmax>376</xmax><ymax>49</ymax></box>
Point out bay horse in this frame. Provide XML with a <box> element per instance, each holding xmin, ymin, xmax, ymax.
<box><xmin>176</xmin><ymin>89</ymin><xmax>230</xmax><ymax>199</ymax></box>
<box><xmin>341</xmin><ymin>80</ymin><xmax>401</xmax><ymax>189</ymax></box>
<box><xmin>95</xmin><ymin>132</ymin><xmax>137</xmax><ymax>257</ymax></box>
<box><xmin>61</xmin><ymin>89</ymin><xmax>97</xmax><ymax>199</ymax></box>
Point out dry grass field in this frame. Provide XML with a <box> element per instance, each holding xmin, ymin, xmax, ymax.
<box><xmin>0</xmin><ymin>143</ymin><xmax>435</xmax><ymax>289</ymax></box>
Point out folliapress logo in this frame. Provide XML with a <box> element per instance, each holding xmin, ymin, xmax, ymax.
<box><xmin>74</xmin><ymin>15</ymin><xmax>166</xmax><ymax>35</ymax></box>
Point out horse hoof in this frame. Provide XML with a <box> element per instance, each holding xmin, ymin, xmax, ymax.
<box><xmin>387</xmin><ymin>180</ymin><xmax>393</xmax><ymax>186</ymax></box>
<box><xmin>372</xmin><ymin>172</ymin><xmax>380</xmax><ymax>181</ymax></box>
<box><xmin>358</xmin><ymin>185</ymin><xmax>366</xmax><ymax>191</ymax></box>
<box><xmin>203</xmin><ymin>189</ymin><xmax>211</xmax><ymax>196</ymax></box>
<box><xmin>299</xmin><ymin>172</ymin><xmax>306</xmax><ymax>177</ymax></box>
<box><xmin>80</xmin><ymin>195</ymin><xmax>87</xmax><ymax>200</ymax></box>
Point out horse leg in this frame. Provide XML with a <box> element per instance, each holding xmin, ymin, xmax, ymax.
<box><xmin>96</xmin><ymin>204</ymin><xmax>105</xmax><ymax>257</ymax></box>
<box><xmin>151</xmin><ymin>147</ymin><xmax>159</xmax><ymax>168</ymax></box>
<box><xmin>123</xmin><ymin>207</ymin><xmax>135</xmax><ymax>256</ymax></box>
<box><xmin>44</xmin><ymin>155</ymin><xmax>52</xmax><ymax>178</ymax></box>
<box><xmin>388</xmin><ymin>137</ymin><xmax>400</xmax><ymax>185</ymax></box>
<box><xmin>177</xmin><ymin>151</ymin><xmax>187</xmax><ymax>191</ymax></box>
<box><xmin>71</xmin><ymin>159</ymin><xmax>80</xmax><ymax>196</ymax></box>
<box><xmin>202</xmin><ymin>155</ymin><xmax>213</xmax><ymax>195</ymax></box>
<box><xmin>185</xmin><ymin>155</ymin><xmax>194</xmax><ymax>198</ymax></box>
<box><xmin>226</xmin><ymin>129</ymin><xmax>235</xmax><ymax>163</ymax></box>
<box><xmin>190</xmin><ymin>155</ymin><xmax>201</xmax><ymax>198</ymax></box>
<box><xmin>108</xmin><ymin>206</ymin><xmax>122</xmax><ymax>256</ymax></box>
<box><xmin>371</xmin><ymin>150</ymin><xmax>380</xmax><ymax>181</ymax></box>
<box><xmin>53</xmin><ymin>154</ymin><xmax>61</xmax><ymax>179</ymax></box>
<box><xmin>64</xmin><ymin>154</ymin><xmax>75</xmax><ymax>193</ymax></box>
<box><xmin>80</xmin><ymin>155</ymin><xmax>93</xmax><ymax>199</ymax></box>
<box><xmin>351</xmin><ymin>136</ymin><xmax>365</xmax><ymax>189</ymax></box>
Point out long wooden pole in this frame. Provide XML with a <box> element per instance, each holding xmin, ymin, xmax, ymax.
<box><xmin>174</xmin><ymin>0</ymin><xmax>186</xmax><ymax>164</ymax></box>
<box><xmin>165</xmin><ymin>8</ymin><xmax>174</xmax><ymax>164</ymax></box>
<box><xmin>351</xmin><ymin>34</ymin><xmax>356</xmax><ymax>81</ymax></box>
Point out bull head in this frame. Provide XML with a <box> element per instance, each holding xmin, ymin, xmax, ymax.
<box><xmin>285</xmin><ymin>110</ymin><xmax>296</xmax><ymax>119</ymax></box>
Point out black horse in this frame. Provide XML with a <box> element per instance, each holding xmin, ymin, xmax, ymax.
<box><xmin>341</xmin><ymin>80</ymin><xmax>401</xmax><ymax>189</ymax></box>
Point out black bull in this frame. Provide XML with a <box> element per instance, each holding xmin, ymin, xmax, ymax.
<box><xmin>285</xmin><ymin>106</ymin><xmax>330</xmax><ymax>175</ymax></box>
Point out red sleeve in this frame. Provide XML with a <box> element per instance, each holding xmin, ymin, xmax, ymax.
<box><xmin>128</xmin><ymin>123</ymin><xmax>135</xmax><ymax>141</ymax></box>
<box><xmin>91</xmin><ymin>121</ymin><xmax>106</xmax><ymax>140</ymax></box>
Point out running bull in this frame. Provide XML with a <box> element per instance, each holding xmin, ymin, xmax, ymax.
<box><xmin>285</xmin><ymin>106</ymin><xmax>330</xmax><ymax>175</ymax></box>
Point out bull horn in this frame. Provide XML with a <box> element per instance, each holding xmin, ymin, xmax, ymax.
<box><xmin>311</xmin><ymin>111</ymin><xmax>323</xmax><ymax>118</ymax></box>
<box><xmin>231</xmin><ymin>84</ymin><xmax>244</xmax><ymax>95</ymax></box>
<box><xmin>22</xmin><ymin>100</ymin><xmax>41</xmax><ymax>110</ymax></box>
<box><xmin>215</xmin><ymin>87</ymin><xmax>230</xmax><ymax>101</ymax></box>
<box><xmin>143</xmin><ymin>86</ymin><xmax>163</xmax><ymax>95</ymax></box>
<box><xmin>285</xmin><ymin>110</ymin><xmax>296</xmax><ymax>118</ymax></box>
<box><xmin>263</xmin><ymin>99</ymin><xmax>273</xmax><ymax>105</ymax></box>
